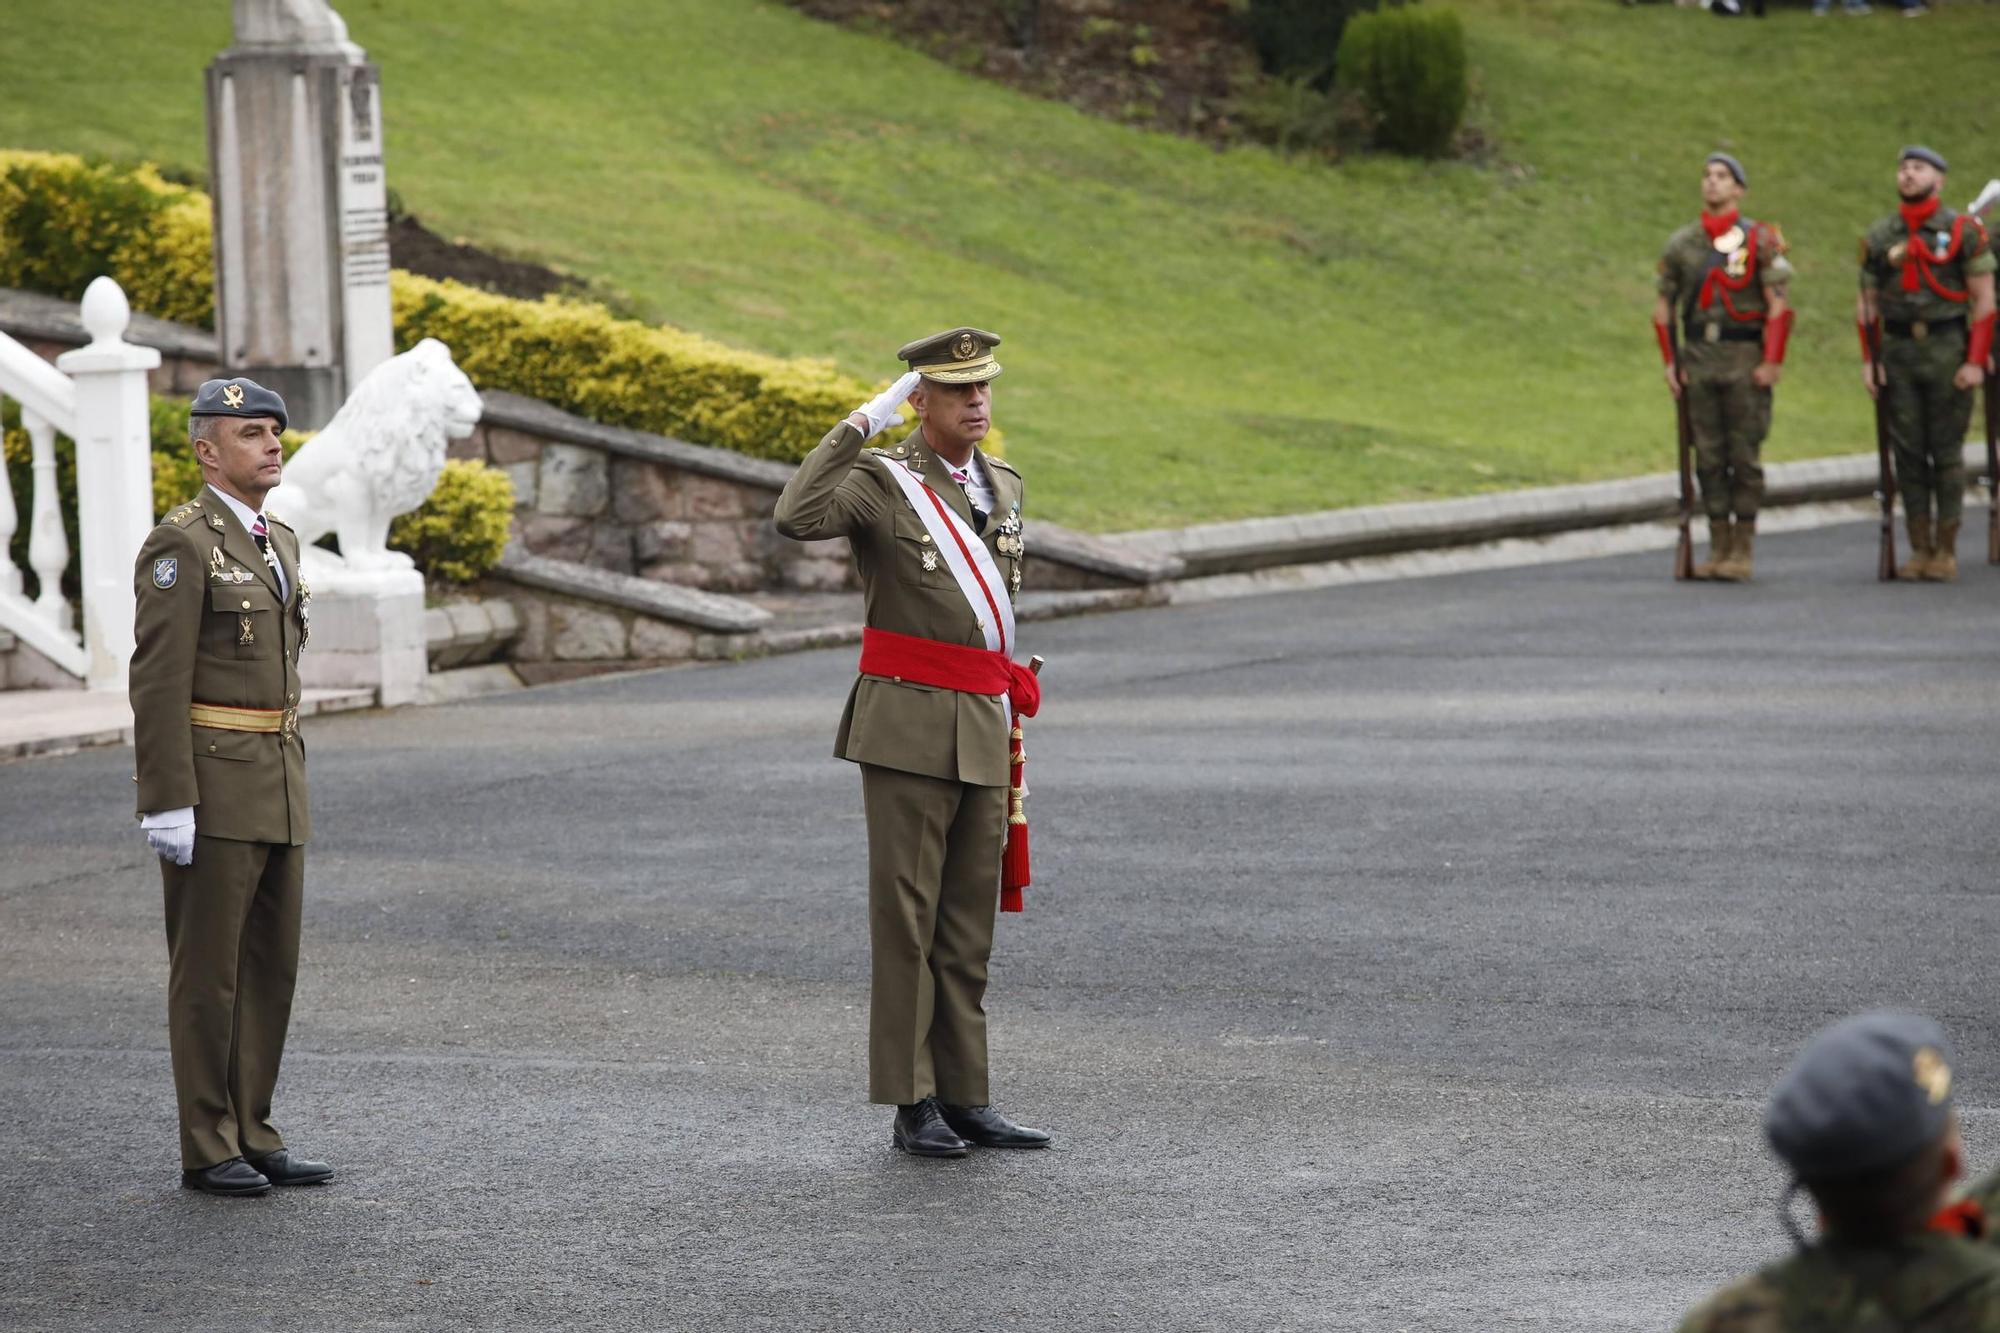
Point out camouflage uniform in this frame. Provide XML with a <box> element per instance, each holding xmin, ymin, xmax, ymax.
<box><xmin>1861</xmin><ymin>204</ymin><xmax>1996</xmax><ymax>555</ymax></box>
<box><xmin>1675</xmin><ymin>1230</ymin><xmax>2000</xmax><ymax>1331</ymax></box>
<box><xmin>1658</xmin><ymin>218</ymin><xmax>1793</xmax><ymax>532</ymax></box>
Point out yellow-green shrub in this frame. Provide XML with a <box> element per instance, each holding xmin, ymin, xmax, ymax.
<box><xmin>386</xmin><ymin>458</ymin><xmax>514</xmax><ymax>585</ymax></box>
<box><xmin>0</xmin><ymin>150</ymin><xmax>214</xmax><ymax>327</ymax></box>
<box><xmin>0</xmin><ymin>150</ymin><xmax>999</xmax><ymax>465</ymax></box>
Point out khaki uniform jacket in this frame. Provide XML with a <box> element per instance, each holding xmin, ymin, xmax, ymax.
<box><xmin>131</xmin><ymin>490</ymin><xmax>310</xmax><ymax>845</ymax></box>
<box><xmin>774</xmin><ymin>421</ymin><xmax>1025</xmax><ymax>788</ymax></box>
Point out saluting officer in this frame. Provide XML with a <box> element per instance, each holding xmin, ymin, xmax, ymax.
<box><xmin>1654</xmin><ymin>152</ymin><xmax>1795</xmax><ymax>581</ymax></box>
<box><xmin>131</xmin><ymin>378</ymin><xmax>330</xmax><ymax>1196</ymax></box>
<box><xmin>774</xmin><ymin>328</ymin><xmax>1050</xmax><ymax>1158</ymax></box>
<box><xmin>1859</xmin><ymin>145</ymin><xmax>1998</xmax><ymax>581</ymax></box>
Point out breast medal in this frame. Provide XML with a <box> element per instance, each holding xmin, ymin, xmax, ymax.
<box><xmin>1712</xmin><ymin>225</ymin><xmax>1744</xmax><ymax>255</ymax></box>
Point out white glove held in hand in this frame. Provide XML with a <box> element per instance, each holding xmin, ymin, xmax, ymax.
<box><xmin>850</xmin><ymin>371</ymin><xmax>923</xmax><ymax>439</ymax></box>
<box><xmin>141</xmin><ymin>807</ymin><xmax>195</xmax><ymax>867</ymax></box>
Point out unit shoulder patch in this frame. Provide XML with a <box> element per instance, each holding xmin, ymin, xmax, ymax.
<box><xmin>151</xmin><ymin>556</ymin><xmax>178</xmax><ymax>589</ymax></box>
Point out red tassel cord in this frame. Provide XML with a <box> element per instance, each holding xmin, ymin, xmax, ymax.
<box><xmin>1001</xmin><ymin>720</ymin><xmax>1029</xmax><ymax>913</ymax></box>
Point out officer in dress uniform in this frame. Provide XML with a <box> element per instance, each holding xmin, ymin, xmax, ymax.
<box><xmin>130</xmin><ymin>378</ymin><xmax>331</xmax><ymax>1196</ymax></box>
<box><xmin>1654</xmin><ymin>152</ymin><xmax>1795</xmax><ymax>582</ymax></box>
<box><xmin>774</xmin><ymin>328</ymin><xmax>1050</xmax><ymax>1158</ymax></box>
<box><xmin>1676</xmin><ymin>1012</ymin><xmax>2000</xmax><ymax>1330</ymax></box>
<box><xmin>1859</xmin><ymin>146</ymin><xmax>1998</xmax><ymax>581</ymax></box>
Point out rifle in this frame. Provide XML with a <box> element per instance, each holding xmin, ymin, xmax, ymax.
<box><xmin>1671</xmin><ymin>325</ymin><xmax>1695</xmax><ymax>581</ymax></box>
<box><xmin>1987</xmin><ymin>352</ymin><xmax>1999</xmax><ymax>564</ymax></box>
<box><xmin>1869</xmin><ymin>320</ymin><xmax>1897</xmax><ymax>581</ymax></box>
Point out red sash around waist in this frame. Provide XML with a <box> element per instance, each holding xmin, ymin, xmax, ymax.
<box><xmin>858</xmin><ymin>627</ymin><xmax>1041</xmax><ymax>718</ymax></box>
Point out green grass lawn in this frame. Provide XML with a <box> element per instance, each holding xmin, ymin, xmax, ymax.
<box><xmin>3</xmin><ymin>0</ymin><xmax>1996</xmax><ymax>530</ymax></box>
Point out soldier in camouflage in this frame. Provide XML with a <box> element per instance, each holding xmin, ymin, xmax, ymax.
<box><xmin>1859</xmin><ymin>146</ymin><xmax>1998</xmax><ymax>581</ymax></box>
<box><xmin>1677</xmin><ymin>1012</ymin><xmax>2000</xmax><ymax>1331</ymax></box>
<box><xmin>1654</xmin><ymin>152</ymin><xmax>1795</xmax><ymax>581</ymax></box>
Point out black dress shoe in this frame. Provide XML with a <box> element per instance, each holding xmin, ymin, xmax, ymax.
<box><xmin>181</xmin><ymin>1158</ymin><xmax>271</xmax><ymax>1196</ymax></box>
<box><xmin>245</xmin><ymin>1149</ymin><xmax>334</xmax><ymax>1185</ymax></box>
<box><xmin>892</xmin><ymin>1098</ymin><xmax>970</xmax><ymax>1157</ymax></box>
<box><xmin>940</xmin><ymin>1103</ymin><xmax>1051</xmax><ymax>1149</ymax></box>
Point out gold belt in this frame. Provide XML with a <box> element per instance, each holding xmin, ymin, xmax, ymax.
<box><xmin>190</xmin><ymin>702</ymin><xmax>287</xmax><ymax>734</ymax></box>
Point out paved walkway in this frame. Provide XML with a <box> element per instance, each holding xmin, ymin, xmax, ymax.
<box><xmin>1</xmin><ymin>520</ymin><xmax>1996</xmax><ymax>1331</ymax></box>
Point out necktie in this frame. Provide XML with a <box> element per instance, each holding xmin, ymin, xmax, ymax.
<box><xmin>951</xmin><ymin>468</ymin><xmax>988</xmax><ymax>529</ymax></box>
<box><xmin>252</xmin><ymin>516</ymin><xmax>285</xmax><ymax>595</ymax></box>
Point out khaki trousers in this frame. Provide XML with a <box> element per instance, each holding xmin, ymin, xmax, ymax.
<box><xmin>860</xmin><ymin>764</ymin><xmax>1006</xmax><ymax>1107</ymax></box>
<box><xmin>161</xmin><ymin>836</ymin><xmax>304</xmax><ymax>1169</ymax></box>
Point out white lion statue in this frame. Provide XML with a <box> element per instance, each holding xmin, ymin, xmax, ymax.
<box><xmin>267</xmin><ymin>337</ymin><xmax>483</xmax><ymax>591</ymax></box>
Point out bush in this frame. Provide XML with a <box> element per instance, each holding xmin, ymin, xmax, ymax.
<box><xmin>390</xmin><ymin>273</ymin><xmax>984</xmax><ymax>464</ymax></box>
<box><xmin>0</xmin><ymin>151</ymin><xmax>214</xmax><ymax>327</ymax></box>
<box><xmin>386</xmin><ymin>458</ymin><xmax>514</xmax><ymax>585</ymax></box>
<box><xmin>1336</xmin><ymin>6</ymin><xmax>1468</xmax><ymax>158</ymax></box>
<box><xmin>1242</xmin><ymin>0</ymin><xmax>1379</xmax><ymax>90</ymax></box>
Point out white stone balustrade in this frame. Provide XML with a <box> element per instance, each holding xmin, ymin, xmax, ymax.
<box><xmin>0</xmin><ymin>277</ymin><xmax>157</xmax><ymax>690</ymax></box>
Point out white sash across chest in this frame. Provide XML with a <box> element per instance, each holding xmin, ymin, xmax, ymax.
<box><xmin>874</xmin><ymin>454</ymin><xmax>1016</xmax><ymax>659</ymax></box>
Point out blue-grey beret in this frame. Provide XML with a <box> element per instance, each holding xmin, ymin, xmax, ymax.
<box><xmin>1764</xmin><ymin>1011</ymin><xmax>1955</xmax><ymax>1181</ymax></box>
<box><xmin>1707</xmin><ymin>153</ymin><xmax>1747</xmax><ymax>187</ymax></box>
<box><xmin>1902</xmin><ymin>145</ymin><xmax>1949</xmax><ymax>173</ymax></box>
<box><xmin>190</xmin><ymin>377</ymin><xmax>287</xmax><ymax>433</ymax></box>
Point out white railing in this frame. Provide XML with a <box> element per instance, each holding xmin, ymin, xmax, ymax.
<box><xmin>0</xmin><ymin>277</ymin><xmax>159</xmax><ymax>690</ymax></box>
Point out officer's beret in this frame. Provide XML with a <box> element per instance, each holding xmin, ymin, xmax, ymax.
<box><xmin>1706</xmin><ymin>153</ymin><xmax>1747</xmax><ymax>187</ymax></box>
<box><xmin>1901</xmin><ymin>145</ymin><xmax>1949</xmax><ymax>173</ymax></box>
<box><xmin>190</xmin><ymin>377</ymin><xmax>287</xmax><ymax>433</ymax></box>
<box><xmin>1764</xmin><ymin>1011</ymin><xmax>1956</xmax><ymax>1181</ymax></box>
<box><xmin>897</xmin><ymin>327</ymin><xmax>1003</xmax><ymax>384</ymax></box>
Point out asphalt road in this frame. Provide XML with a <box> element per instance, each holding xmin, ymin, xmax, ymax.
<box><xmin>2</xmin><ymin>521</ymin><xmax>1997</xmax><ymax>1332</ymax></box>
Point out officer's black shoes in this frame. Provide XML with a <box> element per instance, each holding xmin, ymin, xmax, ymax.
<box><xmin>892</xmin><ymin>1098</ymin><xmax>971</xmax><ymax>1157</ymax></box>
<box><xmin>245</xmin><ymin>1149</ymin><xmax>334</xmax><ymax>1185</ymax></box>
<box><xmin>181</xmin><ymin>1158</ymin><xmax>272</xmax><ymax>1196</ymax></box>
<box><xmin>940</xmin><ymin>1103</ymin><xmax>1052</xmax><ymax>1150</ymax></box>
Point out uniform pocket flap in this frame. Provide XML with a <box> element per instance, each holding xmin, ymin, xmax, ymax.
<box><xmin>192</xmin><ymin>725</ymin><xmax>265</xmax><ymax>761</ymax></box>
<box><xmin>210</xmin><ymin>585</ymin><xmax>279</xmax><ymax>614</ymax></box>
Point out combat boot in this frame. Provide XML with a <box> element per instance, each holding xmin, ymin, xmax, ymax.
<box><xmin>1927</xmin><ymin>519</ymin><xmax>1960</xmax><ymax>581</ymax></box>
<box><xmin>1691</xmin><ymin>518</ymin><xmax>1731</xmax><ymax>579</ymax></box>
<box><xmin>1899</xmin><ymin>516</ymin><xmax>1936</xmax><ymax>580</ymax></box>
<box><xmin>1715</xmin><ymin>517</ymin><xmax>1756</xmax><ymax>582</ymax></box>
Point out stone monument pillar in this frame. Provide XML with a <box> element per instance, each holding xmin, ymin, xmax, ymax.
<box><xmin>205</xmin><ymin>0</ymin><xmax>394</xmax><ymax>431</ymax></box>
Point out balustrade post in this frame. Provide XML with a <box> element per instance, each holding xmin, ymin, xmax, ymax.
<box><xmin>22</xmin><ymin>407</ymin><xmax>70</xmax><ymax>633</ymax></box>
<box><xmin>55</xmin><ymin>278</ymin><xmax>159</xmax><ymax>691</ymax></box>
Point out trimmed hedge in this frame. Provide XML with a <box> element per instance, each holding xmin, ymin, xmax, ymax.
<box><xmin>1336</xmin><ymin>7</ymin><xmax>1468</xmax><ymax>159</ymax></box>
<box><xmin>1243</xmin><ymin>0</ymin><xmax>1379</xmax><ymax>89</ymax></box>
<box><xmin>0</xmin><ymin>150</ymin><xmax>963</xmax><ymax>465</ymax></box>
<box><xmin>0</xmin><ymin>151</ymin><xmax>214</xmax><ymax>327</ymax></box>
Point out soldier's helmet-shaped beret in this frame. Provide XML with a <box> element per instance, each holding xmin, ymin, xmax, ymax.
<box><xmin>1764</xmin><ymin>1011</ymin><xmax>1956</xmax><ymax>1181</ymax></box>
<box><xmin>1901</xmin><ymin>145</ymin><xmax>1949</xmax><ymax>173</ymax></box>
<box><xmin>190</xmin><ymin>377</ymin><xmax>287</xmax><ymax>434</ymax></box>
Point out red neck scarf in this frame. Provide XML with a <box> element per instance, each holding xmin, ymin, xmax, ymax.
<box><xmin>1700</xmin><ymin>209</ymin><xmax>1740</xmax><ymax>241</ymax></box>
<box><xmin>1899</xmin><ymin>196</ymin><xmax>1942</xmax><ymax>291</ymax></box>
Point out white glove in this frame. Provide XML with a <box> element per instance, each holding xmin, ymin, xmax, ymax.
<box><xmin>849</xmin><ymin>371</ymin><xmax>922</xmax><ymax>439</ymax></box>
<box><xmin>141</xmin><ymin>807</ymin><xmax>195</xmax><ymax>867</ymax></box>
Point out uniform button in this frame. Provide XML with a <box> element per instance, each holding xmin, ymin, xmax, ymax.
<box><xmin>892</xmin><ymin>676</ymin><xmax>902</xmax><ymax>684</ymax></box>
<box><xmin>919</xmin><ymin>534</ymin><xmax>932</xmax><ymax>544</ymax></box>
<box><xmin>240</xmin><ymin>599</ymin><xmax>251</xmax><ymax>610</ymax></box>
<box><xmin>208</xmin><ymin>744</ymin><xmax>217</xmax><ymax>752</ymax></box>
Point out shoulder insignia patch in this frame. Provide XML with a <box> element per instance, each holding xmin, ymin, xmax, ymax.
<box><xmin>151</xmin><ymin>556</ymin><xmax>177</xmax><ymax>589</ymax></box>
<box><xmin>164</xmin><ymin>503</ymin><xmax>202</xmax><ymax>528</ymax></box>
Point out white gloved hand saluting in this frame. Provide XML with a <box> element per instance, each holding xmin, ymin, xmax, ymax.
<box><xmin>141</xmin><ymin>807</ymin><xmax>195</xmax><ymax>867</ymax></box>
<box><xmin>847</xmin><ymin>371</ymin><xmax>923</xmax><ymax>439</ymax></box>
